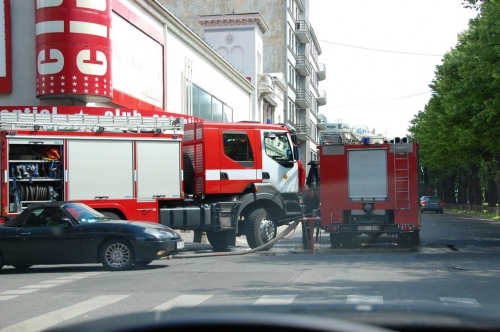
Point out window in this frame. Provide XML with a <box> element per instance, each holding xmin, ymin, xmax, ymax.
<box><xmin>264</xmin><ymin>132</ymin><xmax>293</xmax><ymax>166</ymax></box>
<box><xmin>191</xmin><ymin>84</ymin><xmax>233</xmax><ymax>122</ymax></box>
<box><xmin>223</xmin><ymin>133</ymin><xmax>254</xmax><ymax>167</ymax></box>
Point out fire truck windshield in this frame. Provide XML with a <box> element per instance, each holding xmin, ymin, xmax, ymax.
<box><xmin>264</xmin><ymin>132</ymin><xmax>293</xmax><ymax>163</ymax></box>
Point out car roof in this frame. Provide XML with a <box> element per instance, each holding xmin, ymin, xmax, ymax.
<box><xmin>3</xmin><ymin>202</ymin><xmax>83</xmax><ymax>227</ymax></box>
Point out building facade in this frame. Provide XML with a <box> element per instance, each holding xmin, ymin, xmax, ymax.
<box><xmin>157</xmin><ymin>0</ymin><xmax>327</xmax><ymax>167</ymax></box>
<box><xmin>0</xmin><ymin>0</ymin><xmax>254</xmax><ymax>122</ymax></box>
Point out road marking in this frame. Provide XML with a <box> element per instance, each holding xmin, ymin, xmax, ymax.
<box><xmin>55</xmin><ymin>276</ymin><xmax>87</xmax><ymax>279</ymax></box>
<box><xmin>0</xmin><ymin>295</ymin><xmax>129</xmax><ymax>332</ymax></box>
<box><xmin>346</xmin><ymin>295</ymin><xmax>384</xmax><ymax>304</ymax></box>
<box><xmin>151</xmin><ymin>295</ymin><xmax>213</xmax><ymax>311</ymax></box>
<box><xmin>253</xmin><ymin>295</ymin><xmax>297</xmax><ymax>305</ymax></box>
<box><xmin>39</xmin><ymin>280</ymin><xmax>73</xmax><ymax>284</ymax></box>
<box><xmin>0</xmin><ymin>289</ymin><xmax>39</xmax><ymax>295</ymax></box>
<box><xmin>440</xmin><ymin>297</ymin><xmax>481</xmax><ymax>307</ymax></box>
<box><xmin>0</xmin><ymin>296</ymin><xmax>18</xmax><ymax>301</ymax></box>
<box><xmin>21</xmin><ymin>284</ymin><xmax>57</xmax><ymax>289</ymax></box>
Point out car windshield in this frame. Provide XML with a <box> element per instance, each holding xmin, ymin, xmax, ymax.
<box><xmin>3</xmin><ymin>1</ymin><xmax>500</xmax><ymax>332</ymax></box>
<box><xmin>62</xmin><ymin>203</ymin><xmax>107</xmax><ymax>224</ymax></box>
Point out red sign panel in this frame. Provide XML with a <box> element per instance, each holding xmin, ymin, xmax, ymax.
<box><xmin>35</xmin><ymin>0</ymin><xmax>112</xmax><ymax>102</ymax></box>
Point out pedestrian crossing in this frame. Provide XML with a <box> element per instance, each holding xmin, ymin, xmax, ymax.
<box><xmin>0</xmin><ymin>293</ymin><xmax>484</xmax><ymax>332</ymax></box>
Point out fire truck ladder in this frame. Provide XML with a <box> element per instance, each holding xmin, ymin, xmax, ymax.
<box><xmin>394</xmin><ymin>144</ymin><xmax>410</xmax><ymax>210</ymax></box>
<box><xmin>0</xmin><ymin>113</ymin><xmax>184</xmax><ymax>134</ymax></box>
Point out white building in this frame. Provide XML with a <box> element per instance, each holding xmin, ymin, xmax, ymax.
<box><xmin>156</xmin><ymin>0</ymin><xmax>327</xmax><ymax>170</ymax></box>
<box><xmin>0</xmin><ymin>0</ymin><xmax>254</xmax><ymax>122</ymax></box>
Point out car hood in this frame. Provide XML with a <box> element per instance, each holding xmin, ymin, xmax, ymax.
<box><xmin>99</xmin><ymin>220</ymin><xmax>181</xmax><ymax>237</ymax></box>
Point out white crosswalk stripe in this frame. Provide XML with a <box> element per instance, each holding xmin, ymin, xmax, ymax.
<box><xmin>151</xmin><ymin>294</ymin><xmax>213</xmax><ymax>311</ymax></box>
<box><xmin>440</xmin><ymin>297</ymin><xmax>481</xmax><ymax>307</ymax></box>
<box><xmin>253</xmin><ymin>295</ymin><xmax>297</xmax><ymax>305</ymax></box>
<box><xmin>346</xmin><ymin>295</ymin><xmax>384</xmax><ymax>304</ymax></box>
<box><xmin>0</xmin><ymin>295</ymin><xmax>129</xmax><ymax>332</ymax></box>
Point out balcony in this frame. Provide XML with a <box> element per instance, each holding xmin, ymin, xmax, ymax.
<box><xmin>288</xmin><ymin>119</ymin><xmax>310</xmax><ymax>141</ymax></box>
<box><xmin>296</xmin><ymin>56</ymin><xmax>312</xmax><ymax>77</ymax></box>
<box><xmin>296</xmin><ymin>89</ymin><xmax>312</xmax><ymax>109</ymax></box>
<box><xmin>257</xmin><ymin>74</ymin><xmax>273</xmax><ymax>96</ymax></box>
<box><xmin>317</xmin><ymin>63</ymin><xmax>326</xmax><ymax>81</ymax></box>
<box><xmin>316</xmin><ymin>90</ymin><xmax>327</xmax><ymax>106</ymax></box>
<box><xmin>295</xmin><ymin>21</ymin><xmax>310</xmax><ymax>44</ymax></box>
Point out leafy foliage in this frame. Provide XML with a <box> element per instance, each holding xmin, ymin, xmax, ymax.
<box><xmin>410</xmin><ymin>1</ymin><xmax>500</xmax><ymax>205</ymax></box>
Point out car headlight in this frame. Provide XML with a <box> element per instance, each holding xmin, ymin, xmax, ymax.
<box><xmin>143</xmin><ymin>228</ymin><xmax>164</xmax><ymax>238</ymax></box>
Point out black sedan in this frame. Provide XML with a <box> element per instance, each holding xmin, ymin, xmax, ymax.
<box><xmin>0</xmin><ymin>202</ymin><xmax>184</xmax><ymax>271</ymax></box>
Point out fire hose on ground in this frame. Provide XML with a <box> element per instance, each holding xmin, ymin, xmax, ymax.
<box><xmin>173</xmin><ymin>217</ymin><xmax>309</xmax><ymax>259</ymax></box>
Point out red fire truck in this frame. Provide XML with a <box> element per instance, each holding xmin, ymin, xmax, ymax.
<box><xmin>317</xmin><ymin>133</ymin><xmax>420</xmax><ymax>248</ymax></box>
<box><xmin>0</xmin><ymin>108</ymin><xmax>302</xmax><ymax>251</ymax></box>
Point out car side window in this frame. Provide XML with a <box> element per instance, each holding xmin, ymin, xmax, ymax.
<box><xmin>24</xmin><ymin>208</ymin><xmax>44</xmax><ymax>227</ymax></box>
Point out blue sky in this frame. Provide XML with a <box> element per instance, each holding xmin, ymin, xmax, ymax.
<box><xmin>310</xmin><ymin>0</ymin><xmax>478</xmax><ymax>138</ymax></box>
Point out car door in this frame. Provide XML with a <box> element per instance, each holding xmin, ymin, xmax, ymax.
<box><xmin>18</xmin><ymin>207</ymin><xmax>81</xmax><ymax>264</ymax></box>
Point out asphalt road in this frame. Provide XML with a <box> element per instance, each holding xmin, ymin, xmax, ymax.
<box><xmin>1</xmin><ymin>211</ymin><xmax>500</xmax><ymax>331</ymax></box>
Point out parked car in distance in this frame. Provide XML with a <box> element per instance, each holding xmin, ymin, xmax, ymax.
<box><xmin>0</xmin><ymin>202</ymin><xmax>184</xmax><ymax>271</ymax></box>
<box><xmin>420</xmin><ymin>196</ymin><xmax>444</xmax><ymax>214</ymax></box>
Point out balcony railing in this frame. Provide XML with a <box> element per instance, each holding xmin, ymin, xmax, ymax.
<box><xmin>295</xmin><ymin>21</ymin><xmax>310</xmax><ymax>44</ymax></box>
<box><xmin>296</xmin><ymin>56</ymin><xmax>312</xmax><ymax>77</ymax></box>
<box><xmin>317</xmin><ymin>63</ymin><xmax>326</xmax><ymax>81</ymax></box>
<box><xmin>296</xmin><ymin>89</ymin><xmax>312</xmax><ymax>109</ymax></box>
<box><xmin>316</xmin><ymin>90</ymin><xmax>327</xmax><ymax>106</ymax></box>
<box><xmin>287</xmin><ymin>119</ymin><xmax>311</xmax><ymax>141</ymax></box>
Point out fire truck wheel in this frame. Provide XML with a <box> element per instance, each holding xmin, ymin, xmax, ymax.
<box><xmin>100</xmin><ymin>239</ymin><xmax>135</xmax><ymax>271</ymax></box>
<box><xmin>340</xmin><ymin>234</ymin><xmax>354</xmax><ymax>248</ymax></box>
<box><xmin>206</xmin><ymin>230</ymin><xmax>234</xmax><ymax>252</ymax></box>
<box><xmin>245</xmin><ymin>208</ymin><xmax>277</xmax><ymax>249</ymax></box>
<box><xmin>409</xmin><ymin>231</ymin><xmax>420</xmax><ymax>247</ymax></box>
<box><xmin>330</xmin><ymin>234</ymin><xmax>341</xmax><ymax>248</ymax></box>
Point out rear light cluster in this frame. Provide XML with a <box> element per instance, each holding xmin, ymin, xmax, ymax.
<box><xmin>439</xmin><ymin>202</ymin><xmax>444</xmax><ymax>206</ymax></box>
<box><xmin>398</xmin><ymin>224</ymin><xmax>414</xmax><ymax>231</ymax></box>
<box><xmin>324</xmin><ymin>224</ymin><xmax>340</xmax><ymax>232</ymax></box>
<box><xmin>421</xmin><ymin>201</ymin><xmax>427</xmax><ymax>206</ymax></box>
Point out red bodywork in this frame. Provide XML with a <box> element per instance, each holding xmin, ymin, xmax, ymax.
<box><xmin>318</xmin><ymin>142</ymin><xmax>420</xmax><ymax>233</ymax></box>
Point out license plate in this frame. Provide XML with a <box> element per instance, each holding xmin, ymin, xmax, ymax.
<box><xmin>358</xmin><ymin>226</ymin><xmax>379</xmax><ymax>231</ymax></box>
<box><xmin>176</xmin><ymin>241</ymin><xmax>185</xmax><ymax>250</ymax></box>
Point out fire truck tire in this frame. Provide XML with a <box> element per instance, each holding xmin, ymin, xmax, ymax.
<box><xmin>183</xmin><ymin>152</ymin><xmax>195</xmax><ymax>195</ymax></box>
<box><xmin>330</xmin><ymin>234</ymin><xmax>341</xmax><ymax>248</ymax></box>
<box><xmin>100</xmin><ymin>211</ymin><xmax>121</xmax><ymax>220</ymax></box>
<box><xmin>340</xmin><ymin>234</ymin><xmax>353</xmax><ymax>248</ymax></box>
<box><xmin>409</xmin><ymin>231</ymin><xmax>420</xmax><ymax>247</ymax></box>
<box><xmin>206</xmin><ymin>230</ymin><xmax>234</xmax><ymax>252</ymax></box>
<box><xmin>245</xmin><ymin>208</ymin><xmax>277</xmax><ymax>249</ymax></box>
<box><xmin>100</xmin><ymin>239</ymin><xmax>135</xmax><ymax>271</ymax></box>
<box><xmin>0</xmin><ymin>251</ymin><xmax>4</xmax><ymax>270</ymax></box>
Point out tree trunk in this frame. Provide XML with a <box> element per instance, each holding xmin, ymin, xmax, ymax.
<box><xmin>470</xmin><ymin>163</ymin><xmax>483</xmax><ymax>206</ymax></box>
<box><xmin>457</xmin><ymin>168</ymin><xmax>467</xmax><ymax>204</ymax></box>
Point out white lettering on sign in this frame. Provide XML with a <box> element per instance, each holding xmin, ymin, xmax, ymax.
<box><xmin>77</xmin><ymin>0</ymin><xmax>107</xmax><ymax>11</ymax></box>
<box><xmin>70</xmin><ymin>21</ymin><xmax>108</xmax><ymax>37</ymax></box>
<box><xmin>38</xmin><ymin>49</ymin><xmax>64</xmax><ymax>75</ymax></box>
<box><xmin>77</xmin><ymin>50</ymin><xmax>107</xmax><ymax>75</ymax></box>
<box><xmin>36</xmin><ymin>0</ymin><xmax>63</xmax><ymax>9</ymax></box>
<box><xmin>0</xmin><ymin>107</ymin><xmax>58</xmax><ymax>115</ymax></box>
<box><xmin>35</xmin><ymin>21</ymin><xmax>64</xmax><ymax>35</ymax></box>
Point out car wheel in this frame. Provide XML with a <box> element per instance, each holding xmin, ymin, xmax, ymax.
<box><xmin>12</xmin><ymin>265</ymin><xmax>32</xmax><ymax>269</ymax></box>
<box><xmin>100</xmin><ymin>239</ymin><xmax>134</xmax><ymax>271</ymax></box>
<box><xmin>440</xmin><ymin>211</ymin><xmax>444</xmax><ymax>214</ymax></box>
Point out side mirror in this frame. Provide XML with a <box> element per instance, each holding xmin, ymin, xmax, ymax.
<box><xmin>293</xmin><ymin>145</ymin><xmax>299</xmax><ymax>160</ymax></box>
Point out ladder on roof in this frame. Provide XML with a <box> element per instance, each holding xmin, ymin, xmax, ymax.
<box><xmin>0</xmin><ymin>112</ymin><xmax>184</xmax><ymax>134</ymax></box>
<box><xmin>394</xmin><ymin>144</ymin><xmax>411</xmax><ymax>210</ymax></box>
